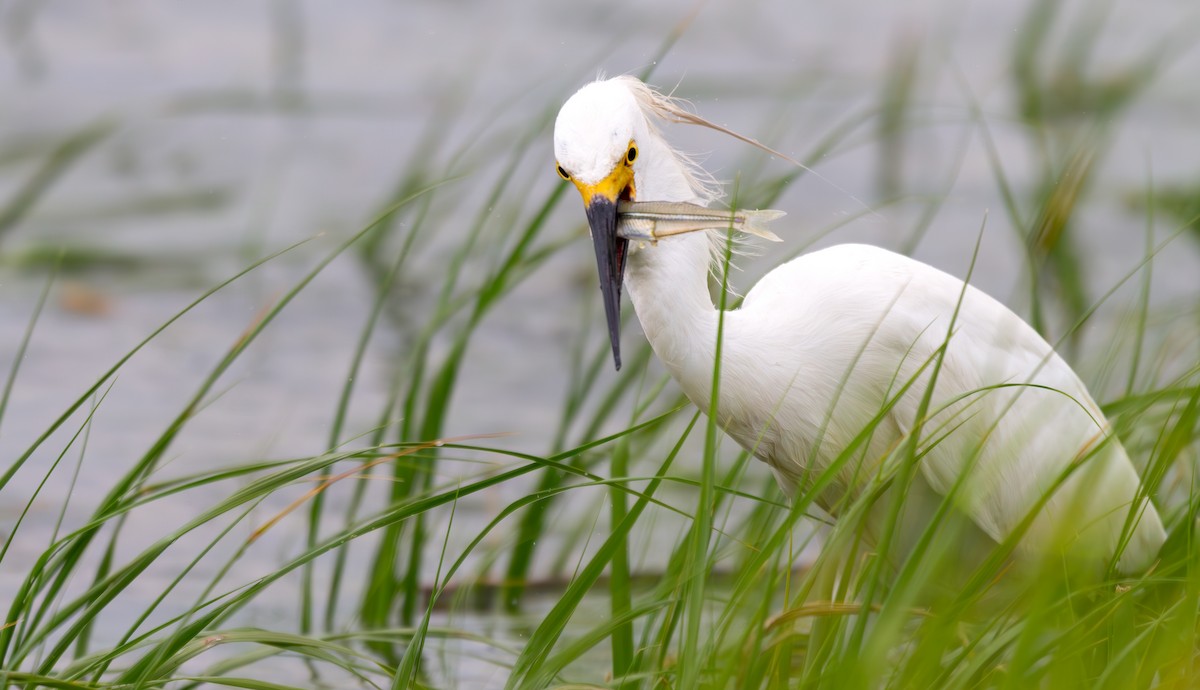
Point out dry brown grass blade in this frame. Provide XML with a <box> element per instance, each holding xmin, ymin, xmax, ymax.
<box><xmin>765</xmin><ymin>601</ymin><xmax>933</xmax><ymax>632</ymax></box>
<box><xmin>247</xmin><ymin>432</ymin><xmax>513</xmax><ymax>543</ymax></box>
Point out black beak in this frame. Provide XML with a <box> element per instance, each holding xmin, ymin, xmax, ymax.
<box><xmin>586</xmin><ymin>195</ymin><xmax>628</xmax><ymax>370</ymax></box>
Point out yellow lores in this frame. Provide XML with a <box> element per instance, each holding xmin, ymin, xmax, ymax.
<box><xmin>558</xmin><ymin>140</ymin><xmax>638</xmax><ymax>207</ymax></box>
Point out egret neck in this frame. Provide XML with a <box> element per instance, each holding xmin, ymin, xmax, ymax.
<box><xmin>628</xmin><ymin>230</ymin><xmax>720</xmax><ymax>375</ymax></box>
<box><xmin>624</xmin><ymin>132</ymin><xmax>724</xmax><ymax>401</ymax></box>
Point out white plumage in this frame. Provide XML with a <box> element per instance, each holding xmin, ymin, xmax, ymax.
<box><xmin>553</xmin><ymin>76</ymin><xmax>1165</xmax><ymax>575</ymax></box>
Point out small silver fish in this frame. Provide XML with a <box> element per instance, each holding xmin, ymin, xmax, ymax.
<box><xmin>617</xmin><ymin>201</ymin><xmax>785</xmax><ymax>243</ymax></box>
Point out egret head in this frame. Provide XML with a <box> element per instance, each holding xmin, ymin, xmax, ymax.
<box><xmin>554</xmin><ymin>79</ymin><xmax>645</xmax><ymax>371</ymax></box>
<box><xmin>554</xmin><ymin>76</ymin><xmax>737</xmax><ymax>370</ymax></box>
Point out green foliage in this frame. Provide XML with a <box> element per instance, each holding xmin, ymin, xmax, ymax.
<box><xmin>2</xmin><ymin>3</ymin><xmax>1198</xmax><ymax>689</ymax></box>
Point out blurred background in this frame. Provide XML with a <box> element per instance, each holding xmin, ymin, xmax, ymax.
<box><xmin>1</xmin><ymin>0</ymin><xmax>1198</xmax><ymax>684</ymax></box>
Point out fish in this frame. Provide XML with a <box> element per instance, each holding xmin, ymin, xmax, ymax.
<box><xmin>616</xmin><ymin>201</ymin><xmax>785</xmax><ymax>243</ymax></box>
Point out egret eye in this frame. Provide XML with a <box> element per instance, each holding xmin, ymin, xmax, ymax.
<box><xmin>626</xmin><ymin>145</ymin><xmax>638</xmax><ymax>164</ymax></box>
<box><xmin>556</xmin><ymin>164</ymin><xmax>571</xmax><ymax>180</ymax></box>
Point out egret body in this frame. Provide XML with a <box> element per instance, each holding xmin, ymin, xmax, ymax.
<box><xmin>553</xmin><ymin>76</ymin><xmax>1165</xmax><ymax>574</ymax></box>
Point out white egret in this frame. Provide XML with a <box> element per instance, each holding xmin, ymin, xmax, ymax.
<box><xmin>553</xmin><ymin>76</ymin><xmax>1166</xmax><ymax>575</ymax></box>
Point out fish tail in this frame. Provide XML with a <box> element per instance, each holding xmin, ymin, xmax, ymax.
<box><xmin>738</xmin><ymin>209</ymin><xmax>785</xmax><ymax>242</ymax></box>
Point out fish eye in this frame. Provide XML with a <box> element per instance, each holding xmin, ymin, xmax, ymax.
<box><xmin>626</xmin><ymin>145</ymin><xmax>637</xmax><ymax>164</ymax></box>
<box><xmin>556</xmin><ymin>164</ymin><xmax>571</xmax><ymax>180</ymax></box>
